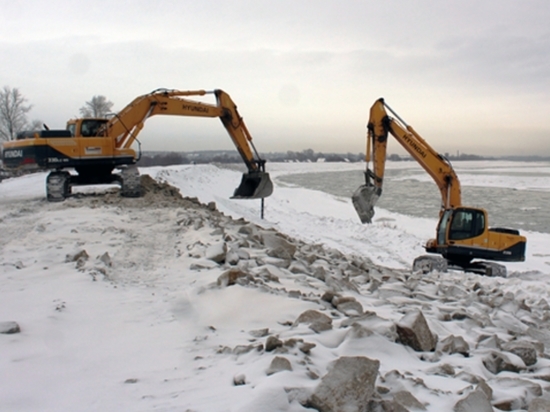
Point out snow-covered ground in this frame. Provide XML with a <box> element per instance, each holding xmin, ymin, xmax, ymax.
<box><xmin>1</xmin><ymin>162</ymin><xmax>550</xmax><ymax>411</ymax></box>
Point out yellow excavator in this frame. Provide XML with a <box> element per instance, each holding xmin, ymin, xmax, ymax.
<box><xmin>352</xmin><ymin>98</ymin><xmax>526</xmax><ymax>277</ymax></box>
<box><xmin>1</xmin><ymin>89</ymin><xmax>273</xmax><ymax>202</ymax></box>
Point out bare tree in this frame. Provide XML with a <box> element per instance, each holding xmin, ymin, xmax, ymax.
<box><xmin>0</xmin><ymin>86</ymin><xmax>33</xmax><ymax>141</ymax></box>
<box><xmin>80</xmin><ymin>95</ymin><xmax>114</xmax><ymax>118</ymax></box>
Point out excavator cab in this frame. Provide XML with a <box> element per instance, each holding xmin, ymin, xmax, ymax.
<box><xmin>436</xmin><ymin>208</ymin><xmax>486</xmax><ymax>244</ymax></box>
<box><xmin>426</xmin><ymin>206</ymin><xmax>526</xmax><ymax>275</ymax></box>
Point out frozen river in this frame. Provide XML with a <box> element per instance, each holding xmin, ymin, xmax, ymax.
<box><xmin>275</xmin><ymin>160</ymin><xmax>550</xmax><ymax>234</ymax></box>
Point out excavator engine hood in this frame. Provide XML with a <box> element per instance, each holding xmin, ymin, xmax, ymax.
<box><xmin>352</xmin><ymin>184</ymin><xmax>380</xmax><ymax>224</ymax></box>
<box><xmin>232</xmin><ymin>171</ymin><xmax>273</xmax><ymax>199</ymax></box>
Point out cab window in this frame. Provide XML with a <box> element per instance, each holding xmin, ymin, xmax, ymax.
<box><xmin>80</xmin><ymin>119</ymin><xmax>107</xmax><ymax>137</ymax></box>
<box><xmin>437</xmin><ymin>209</ymin><xmax>452</xmax><ymax>245</ymax></box>
<box><xmin>449</xmin><ymin>209</ymin><xmax>485</xmax><ymax>240</ymax></box>
<box><xmin>67</xmin><ymin>123</ymin><xmax>76</xmax><ymax>137</ymax></box>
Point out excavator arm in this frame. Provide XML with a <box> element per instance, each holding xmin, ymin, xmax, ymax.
<box><xmin>352</xmin><ymin>98</ymin><xmax>461</xmax><ymax>223</ymax></box>
<box><xmin>101</xmin><ymin>88</ymin><xmax>272</xmax><ymax>199</ymax></box>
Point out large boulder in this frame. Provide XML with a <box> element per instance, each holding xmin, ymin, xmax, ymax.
<box><xmin>454</xmin><ymin>390</ymin><xmax>493</xmax><ymax>412</ymax></box>
<box><xmin>396</xmin><ymin>309</ymin><xmax>437</xmax><ymax>352</ymax></box>
<box><xmin>440</xmin><ymin>334</ymin><xmax>470</xmax><ymax>357</ymax></box>
<box><xmin>503</xmin><ymin>340</ymin><xmax>538</xmax><ymax>367</ymax></box>
<box><xmin>294</xmin><ymin>309</ymin><xmax>333</xmax><ymax>333</ymax></box>
<box><xmin>261</xmin><ymin>231</ymin><xmax>297</xmax><ymax>260</ymax></box>
<box><xmin>266</xmin><ymin>356</ymin><xmax>292</xmax><ymax>375</ymax></box>
<box><xmin>308</xmin><ymin>356</ymin><xmax>380</xmax><ymax>412</ymax></box>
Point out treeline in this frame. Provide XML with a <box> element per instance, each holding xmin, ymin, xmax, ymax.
<box><xmin>136</xmin><ymin>149</ymin><xmax>498</xmax><ymax>167</ymax></box>
<box><xmin>137</xmin><ymin>149</ymin><xmax>366</xmax><ymax>167</ymax></box>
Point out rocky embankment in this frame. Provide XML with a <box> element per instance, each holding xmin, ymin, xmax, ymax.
<box><xmin>4</xmin><ymin>175</ymin><xmax>550</xmax><ymax>411</ymax></box>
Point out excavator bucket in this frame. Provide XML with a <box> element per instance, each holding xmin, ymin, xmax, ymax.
<box><xmin>352</xmin><ymin>185</ymin><xmax>379</xmax><ymax>224</ymax></box>
<box><xmin>231</xmin><ymin>171</ymin><xmax>274</xmax><ymax>199</ymax></box>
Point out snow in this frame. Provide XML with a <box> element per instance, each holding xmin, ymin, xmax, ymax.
<box><xmin>1</xmin><ymin>161</ymin><xmax>550</xmax><ymax>411</ymax></box>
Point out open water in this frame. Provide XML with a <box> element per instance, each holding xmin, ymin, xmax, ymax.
<box><xmin>277</xmin><ymin>163</ymin><xmax>550</xmax><ymax>235</ymax></box>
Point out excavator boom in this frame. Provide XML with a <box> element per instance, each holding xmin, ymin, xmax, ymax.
<box><xmin>353</xmin><ymin>98</ymin><xmax>461</xmax><ymax>222</ymax></box>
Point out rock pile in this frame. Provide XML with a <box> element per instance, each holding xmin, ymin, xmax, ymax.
<box><xmin>61</xmin><ymin>176</ymin><xmax>550</xmax><ymax>411</ymax></box>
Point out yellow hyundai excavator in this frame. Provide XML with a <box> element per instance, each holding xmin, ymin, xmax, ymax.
<box><xmin>352</xmin><ymin>98</ymin><xmax>526</xmax><ymax>277</ymax></box>
<box><xmin>1</xmin><ymin>89</ymin><xmax>273</xmax><ymax>202</ymax></box>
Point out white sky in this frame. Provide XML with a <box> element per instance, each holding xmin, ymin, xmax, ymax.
<box><xmin>1</xmin><ymin>0</ymin><xmax>549</xmax><ymax>155</ymax></box>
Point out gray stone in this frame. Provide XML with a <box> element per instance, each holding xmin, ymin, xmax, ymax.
<box><xmin>309</xmin><ymin>321</ymin><xmax>333</xmax><ymax>333</ymax></box>
<box><xmin>503</xmin><ymin>340</ymin><xmax>538</xmax><ymax>366</ymax></box>
<box><xmin>396</xmin><ymin>309</ymin><xmax>437</xmax><ymax>352</ymax></box>
<box><xmin>249</xmin><ymin>328</ymin><xmax>269</xmax><ymax>338</ymax></box>
<box><xmin>65</xmin><ymin>249</ymin><xmax>89</xmax><ymax>263</ymax></box>
<box><xmin>266</xmin><ymin>356</ymin><xmax>292</xmax><ymax>375</ymax></box>
<box><xmin>477</xmin><ymin>334</ymin><xmax>503</xmax><ymax>350</ymax></box>
<box><xmin>66</xmin><ymin>249</ymin><xmax>89</xmax><ymax>268</ymax></box>
<box><xmin>440</xmin><ymin>335</ymin><xmax>470</xmax><ymax>357</ymax></box>
<box><xmin>217</xmin><ymin>268</ymin><xmax>252</xmax><ymax>287</ymax></box>
<box><xmin>332</xmin><ymin>296</ymin><xmax>364</xmax><ymax>317</ymax></box>
<box><xmin>238</xmin><ymin>224</ymin><xmax>258</xmax><ymax>236</ymax></box>
<box><xmin>225</xmin><ymin>248</ymin><xmax>240</xmax><ymax>265</ymax></box>
<box><xmin>309</xmin><ymin>356</ymin><xmax>380</xmax><ymax>412</ymax></box>
<box><xmin>299</xmin><ymin>342</ymin><xmax>316</xmax><ymax>354</ymax></box>
<box><xmin>530</xmin><ymin>398</ymin><xmax>550</xmax><ymax>412</ymax></box>
<box><xmin>98</xmin><ymin>252</ymin><xmax>112</xmax><ymax>267</ymax></box>
<box><xmin>346</xmin><ymin>323</ymin><xmax>374</xmax><ymax>339</ymax></box>
<box><xmin>205</xmin><ymin>241</ymin><xmax>227</xmax><ymax>263</ymax></box>
<box><xmin>492</xmin><ymin>377</ymin><xmax>542</xmax><ymax>410</ymax></box>
<box><xmin>294</xmin><ymin>310</ymin><xmax>332</xmax><ymax>327</ymax></box>
<box><xmin>232</xmin><ymin>345</ymin><xmax>257</xmax><ymax>355</ymax></box>
<box><xmin>482</xmin><ymin>351</ymin><xmax>526</xmax><ymax>374</ymax></box>
<box><xmin>454</xmin><ymin>390</ymin><xmax>493</xmax><ymax>412</ymax></box>
<box><xmin>233</xmin><ymin>374</ymin><xmax>246</xmax><ymax>386</ymax></box>
<box><xmin>189</xmin><ymin>259</ymin><xmax>219</xmax><ymax>270</ymax></box>
<box><xmin>476</xmin><ymin>380</ymin><xmax>493</xmax><ymax>401</ymax></box>
<box><xmin>393</xmin><ymin>390</ymin><xmax>426</xmax><ymax>410</ymax></box>
<box><xmin>288</xmin><ymin>260</ymin><xmax>310</xmax><ymax>275</ymax></box>
<box><xmin>261</xmin><ymin>231</ymin><xmax>296</xmax><ymax>260</ymax></box>
<box><xmin>336</xmin><ymin>300</ymin><xmax>363</xmax><ymax>317</ymax></box>
<box><xmin>367</xmin><ymin>399</ymin><xmax>408</xmax><ymax>412</ymax></box>
<box><xmin>0</xmin><ymin>321</ymin><xmax>20</xmax><ymax>334</ymax></box>
<box><xmin>265</xmin><ymin>336</ymin><xmax>283</xmax><ymax>352</ymax></box>
<box><xmin>426</xmin><ymin>363</ymin><xmax>455</xmax><ymax>377</ymax></box>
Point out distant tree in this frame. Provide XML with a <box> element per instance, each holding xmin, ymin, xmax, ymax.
<box><xmin>79</xmin><ymin>95</ymin><xmax>114</xmax><ymax>118</ymax></box>
<box><xmin>28</xmin><ymin>119</ymin><xmax>44</xmax><ymax>132</ymax></box>
<box><xmin>0</xmin><ymin>86</ymin><xmax>33</xmax><ymax>141</ymax></box>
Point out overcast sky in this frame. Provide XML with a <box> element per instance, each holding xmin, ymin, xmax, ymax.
<box><xmin>1</xmin><ymin>0</ymin><xmax>549</xmax><ymax>156</ymax></box>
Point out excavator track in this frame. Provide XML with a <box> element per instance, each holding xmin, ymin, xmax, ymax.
<box><xmin>460</xmin><ymin>261</ymin><xmax>507</xmax><ymax>277</ymax></box>
<box><xmin>46</xmin><ymin>171</ymin><xmax>71</xmax><ymax>202</ymax></box>
<box><xmin>412</xmin><ymin>255</ymin><xmax>448</xmax><ymax>274</ymax></box>
<box><xmin>119</xmin><ymin>165</ymin><xmax>142</xmax><ymax>198</ymax></box>
<box><xmin>412</xmin><ymin>254</ymin><xmax>507</xmax><ymax>277</ymax></box>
